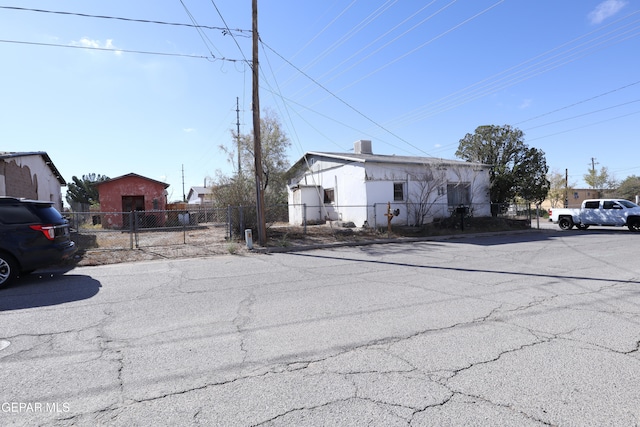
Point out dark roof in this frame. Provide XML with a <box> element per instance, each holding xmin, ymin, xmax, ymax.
<box><xmin>0</xmin><ymin>151</ymin><xmax>67</xmax><ymax>185</ymax></box>
<box><xmin>96</xmin><ymin>173</ymin><xmax>170</xmax><ymax>188</ymax></box>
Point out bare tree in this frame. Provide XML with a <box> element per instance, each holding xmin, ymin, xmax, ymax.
<box><xmin>406</xmin><ymin>165</ymin><xmax>447</xmax><ymax>226</ymax></box>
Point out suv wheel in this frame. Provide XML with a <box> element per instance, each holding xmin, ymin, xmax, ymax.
<box><xmin>0</xmin><ymin>252</ymin><xmax>18</xmax><ymax>288</ymax></box>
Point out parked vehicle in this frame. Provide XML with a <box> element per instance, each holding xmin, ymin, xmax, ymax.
<box><xmin>0</xmin><ymin>197</ymin><xmax>77</xmax><ymax>288</ymax></box>
<box><xmin>549</xmin><ymin>199</ymin><xmax>640</xmax><ymax>232</ymax></box>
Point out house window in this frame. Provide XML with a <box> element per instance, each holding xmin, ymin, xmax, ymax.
<box><xmin>447</xmin><ymin>183</ymin><xmax>470</xmax><ymax>206</ymax></box>
<box><xmin>323</xmin><ymin>188</ymin><xmax>335</xmax><ymax>204</ymax></box>
<box><xmin>393</xmin><ymin>183</ymin><xmax>404</xmax><ymax>201</ymax></box>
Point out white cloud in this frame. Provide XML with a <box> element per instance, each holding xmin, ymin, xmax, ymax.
<box><xmin>183</xmin><ymin>128</ymin><xmax>196</xmax><ymax>133</ymax></box>
<box><xmin>71</xmin><ymin>37</ymin><xmax>122</xmax><ymax>55</ymax></box>
<box><xmin>588</xmin><ymin>0</ymin><xmax>627</xmax><ymax>24</ymax></box>
<box><xmin>519</xmin><ymin>99</ymin><xmax>532</xmax><ymax>109</ymax></box>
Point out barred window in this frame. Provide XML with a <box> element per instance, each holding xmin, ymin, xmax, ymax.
<box><xmin>447</xmin><ymin>183</ymin><xmax>470</xmax><ymax>206</ymax></box>
<box><xmin>393</xmin><ymin>183</ymin><xmax>404</xmax><ymax>201</ymax></box>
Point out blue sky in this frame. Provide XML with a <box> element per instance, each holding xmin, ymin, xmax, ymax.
<box><xmin>1</xmin><ymin>0</ymin><xmax>639</xmax><ymax>202</ymax></box>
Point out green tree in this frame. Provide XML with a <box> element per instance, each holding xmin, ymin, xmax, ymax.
<box><xmin>584</xmin><ymin>166</ymin><xmax>618</xmax><ymax>193</ymax></box>
<box><xmin>65</xmin><ymin>173</ymin><xmax>110</xmax><ymax>207</ymax></box>
<box><xmin>547</xmin><ymin>170</ymin><xmax>576</xmax><ymax>208</ymax></box>
<box><xmin>616</xmin><ymin>175</ymin><xmax>640</xmax><ymax>201</ymax></box>
<box><xmin>219</xmin><ymin>109</ymin><xmax>291</xmax><ymax>206</ymax></box>
<box><xmin>514</xmin><ymin>147</ymin><xmax>550</xmax><ymax>205</ymax></box>
<box><xmin>456</xmin><ymin>125</ymin><xmax>549</xmax><ymax>208</ymax></box>
<box><xmin>214</xmin><ymin>110</ymin><xmax>291</xmax><ymax>233</ymax></box>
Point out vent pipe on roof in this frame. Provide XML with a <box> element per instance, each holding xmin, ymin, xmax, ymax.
<box><xmin>354</xmin><ymin>140</ymin><xmax>372</xmax><ymax>155</ymax></box>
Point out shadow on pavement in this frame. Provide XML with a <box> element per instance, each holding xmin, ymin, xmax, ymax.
<box><xmin>0</xmin><ymin>272</ymin><xmax>101</xmax><ymax>311</ymax></box>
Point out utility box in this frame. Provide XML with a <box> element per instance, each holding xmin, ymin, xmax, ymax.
<box><xmin>245</xmin><ymin>229</ymin><xmax>253</xmax><ymax>249</ymax></box>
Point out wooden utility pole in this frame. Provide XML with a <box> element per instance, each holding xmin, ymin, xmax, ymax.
<box><xmin>236</xmin><ymin>97</ymin><xmax>241</xmax><ymax>175</ymax></box>
<box><xmin>252</xmin><ymin>0</ymin><xmax>266</xmax><ymax>245</ymax></box>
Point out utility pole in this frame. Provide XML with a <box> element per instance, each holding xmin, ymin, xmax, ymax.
<box><xmin>236</xmin><ymin>97</ymin><xmax>241</xmax><ymax>175</ymax></box>
<box><xmin>182</xmin><ymin>164</ymin><xmax>186</xmax><ymax>202</ymax></box>
<box><xmin>564</xmin><ymin>168</ymin><xmax>568</xmax><ymax>208</ymax></box>
<box><xmin>252</xmin><ymin>0</ymin><xmax>266</xmax><ymax>246</ymax></box>
<box><xmin>589</xmin><ymin>157</ymin><xmax>599</xmax><ymax>193</ymax></box>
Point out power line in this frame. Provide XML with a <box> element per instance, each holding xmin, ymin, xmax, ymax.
<box><xmin>261</xmin><ymin>40</ymin><xmax>433</xmax><ymax>157</ymax></box>
<box><xmin>0</xmin><ymin>6</ymin><xmax>250</xmax><ymax>34</ymax></box>
<box><xmin>515</xmin><ymin>79</ymin><xmax>640</xmax><ymax>125</ymax></box>
<box><xmin>209</xmin><ymin>0</ymin><xmax>250</xmax><ymax>64</ymax></box>
<box><xmin>526</xmin><ymin>109</ymin><xmax>640</xmax><ymax>142</ymax></box>
<box><xmin>0</xmin><ymin>38</ymin><xmax>225</xmax><ymax>60</ymax></box>
<box><xmin>384</xmin><ymin>10</ymin><xmax>640</xmax><ymax>129</ymax></box>
<box><xmin>523</xmin><ymin>99</ymin><xmax>640</xmax><ymax>131</ymax></box>
<box><xmin>179</xmin><ymin>0</ymin><xmax>223</xmax><ymax>59</ymax></box>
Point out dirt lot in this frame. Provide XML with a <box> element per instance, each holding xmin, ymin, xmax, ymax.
<box><xmin>72</xmin><ymin>218</ymin><xmax>531</xmax><ymax>267</ymax></box>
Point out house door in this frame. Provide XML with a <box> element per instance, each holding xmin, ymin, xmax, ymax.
<box><xmin>122</xmin><ymin>196</ymin><xmax>145</xmax><ymax>228</ymax></box>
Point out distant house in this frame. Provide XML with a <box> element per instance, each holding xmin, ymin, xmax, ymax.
<box><xmin>541</xmin><ymin>188</ymin><xmax>604</xmax><ymax>211</ymax></box>
<box><xmin>96</xmin><ymin>173</ymin><xmax>169</xmax><ymax>229</ymax></box>
<box><xmin>0</xmin><ymin>151</ymin><xmax>66</xmax><ymax>210</ymax></box>
<box><xmin>187</xmin><ymin>186</ymin><xmax>214</xmax><ymax>205</ymax></box>
<box><xmin>286</xmin><ymin>140</ymin><xmax>491</xmax><ymax>227</ymax></box>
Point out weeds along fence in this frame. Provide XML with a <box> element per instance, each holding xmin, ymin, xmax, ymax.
<box><xmin>69</xmin><ymin>204</ymin><xmax>289</xmax><ymax>250</ymax></box>
<box><xmin>288</xmin><ymin>201</ymin><xmax>537</xmax><ymax>229</ymax></box>
<box><xmin>68</xmin><ymin>202</ymin><xmax>537</xmax><ymax>250</ymax></box>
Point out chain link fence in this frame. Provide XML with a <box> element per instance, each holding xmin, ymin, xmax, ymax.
<box><xmin>68</xmin><ymin>202</ymin><xmax>539</xmax><ymax>250</ymax></box>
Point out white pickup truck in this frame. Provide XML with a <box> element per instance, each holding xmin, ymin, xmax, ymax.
<box><xmin>550</xmin><ymin>199</ymin><xmax>640</xmax><ymax>232</ymax></box>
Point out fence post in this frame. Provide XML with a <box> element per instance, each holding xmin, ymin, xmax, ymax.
<box><xmin>227</xmin><ymin>205</ymin><xmax>232</xmax><ymax>240</ymax></box>
<box><xmin>183</xmin><ymin>210</ymin><xmax>187</xmax><ymax>244</ymax></box>
<box><xmin>303</xmin><ymin>204</ymin><xmax>307</xmax><ymax>234</ymax></box>
<box><xmin>129</xmin><ymin>211</ymin><xmax>135</xmax><ymax>249</ymax></box>
<box><xmin>373</xmin><ymin>203</ymin><xmax>377</xmax><ymax>229</ymax></box>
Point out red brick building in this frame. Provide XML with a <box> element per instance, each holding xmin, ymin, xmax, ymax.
<box><xmin>96</xmin><ymin>173</ymin><xmax>169</xmax><ymax>229</ymax></box>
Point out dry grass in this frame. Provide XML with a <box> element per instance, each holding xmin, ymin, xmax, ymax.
<box><xmin>72</xmin><ymin>218</ymin><xmax>530</xmax><ymax>266</ymax></box>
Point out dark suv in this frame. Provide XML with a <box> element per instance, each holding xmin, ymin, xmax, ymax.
<box><xmin>0</xmin><ymin>197</ymin><xmax>77</xmax><ymax>288</ymax></box>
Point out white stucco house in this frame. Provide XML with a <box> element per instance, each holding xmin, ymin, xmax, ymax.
<box><xmin>287</xmin><ymin>140</ymin><xmax>491</xmax><ymax>227</ymax></box>
<box><xmin>187</xmin><ymin>186</ymin><xmax>215</xmax><ymax>205</ymax></box>
<box><xmin>0</xmin><ymin>151</ymin><xmax>66</xmax><ymax>210</ymax></box>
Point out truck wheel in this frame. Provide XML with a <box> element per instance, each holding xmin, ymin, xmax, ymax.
<box><xmin>0</xmin><ymin>252</ymin><xmax>18</xmax><ymax>288</ymax></box>
<box><xmin>558</xmin><ymin>217</ymin><xmax>574</xmax><ymax>230</ymax></box>
<box><xmin>628</xmin><ymin>218</ymin><xmax>640</xmax><ymax>232</ymax></box>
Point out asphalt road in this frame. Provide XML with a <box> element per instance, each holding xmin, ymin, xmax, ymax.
<box><xmin>1</xmin><ymin>229</ymin><xmax>639</xmax><ymax>426</ymax></box>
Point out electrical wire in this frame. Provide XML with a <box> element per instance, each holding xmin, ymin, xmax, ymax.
<box><xmin>0</xmin><ymin>6</ymin><xmax>249</xmax><ymax>34</ymax></box>
<box><xmin>179</xmin><ymin>0</ymin><xmax>223</xmax><ymax>59</ymax></box>
<box><xmin>261</xmin><ymin>40</ymin><xmax>433</xmax><ymax>157</ymax></box>
<box><xmin>385</xmin><ymin>11</ymin><xmax>640</xmax><ymax>130</ymax></box>
<box><xmin>0</xmin><ymin>38</ymin><xmax>218</xmax><ymax>60</ymax></box>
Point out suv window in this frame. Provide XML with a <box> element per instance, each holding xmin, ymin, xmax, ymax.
<box><xmin>0</xmin><ymin>205</ymin><xmax>41</xmax><ymax>224</ymax></box>
<box><xmin>31</xmin><ymin>204</ymin><xmax>66</xmax><ymax>223</ymax></box>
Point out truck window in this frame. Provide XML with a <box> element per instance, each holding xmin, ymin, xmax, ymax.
<box><xmin>619</xmin><ymin>200</ymin><xmax>639</xmax><ymax>208</ymax></box>
<box><xmin>603</xmin><ymin>201</ymin><xmax>615</xmax><ymax>209</ymax></box>
<box><xmin>584</xmin><ymin>201</ymin><xmax>599</xmax><ymax>209</ymax></box>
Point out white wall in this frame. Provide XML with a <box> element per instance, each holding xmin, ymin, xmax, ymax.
<box><xmin>288</xmin><ymin>158</ymin><xmax>490</xmax><ymax>226</ymax></box>
<box><xmin>1</xmin><ymin>154</ymin><xmax>64</xmax><ymax>210</ymax></box>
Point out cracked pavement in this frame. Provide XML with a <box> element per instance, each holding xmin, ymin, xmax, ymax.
<box><xmin>1</xmin><ymin>230</ymin><xmax>640</xmax><ymax>426</ymax></box>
